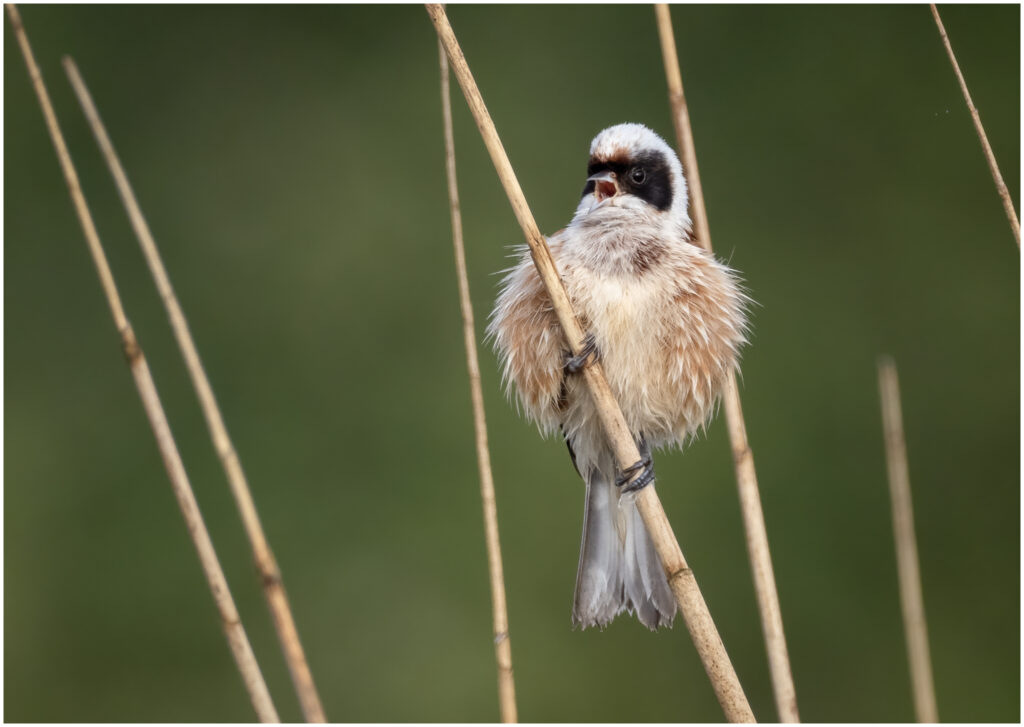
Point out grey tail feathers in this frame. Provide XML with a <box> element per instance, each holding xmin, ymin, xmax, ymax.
<box><xmin>571</xmin><ymin>444</ymin><xmax>677</xmax><ymax>630</ymax></box>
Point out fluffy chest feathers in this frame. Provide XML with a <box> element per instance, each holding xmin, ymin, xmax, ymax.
<box><xmin>567</xmin><ymin>270</ymin><xmax>663</xmax><ymax>385</ymax></box>
<box><xmin>556</xmin><ymin>225</ymin><xmax>748</xmax><ymax>444</ymax></box>
<box><xmin>487</xmin><ymin>218</ymin><xmax>748</xmax><ymax>447</ymax></box>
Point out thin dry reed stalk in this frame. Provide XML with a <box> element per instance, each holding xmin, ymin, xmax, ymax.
<box><xmin>60</xmin><ymin>57</ymin><xmax>326</xmax><ymax>724</ymax></box>
<box><xmin>930</xmin><ymin>4</ymin><xmax>1020</xmax><ymax>247</ymax></box>
<box><xmin>654</xmin><ymin>5</ymin><xmax>799</xmax><ymax>722</ymax></box>
<box><xmin>877</xmin><ymin>357</ymin><xmax>938</xmax><ymax>723</ymax></box>
<box><xmin>438</xmin><ymin>40</ymin><xmax>519</xmax><ymax>724</ymax></box>
<box><xmin>427</xmin><ymin>5</ymin><xmax>754</xmax><ymax>722</ymax></box>
<box><xmin>6</xmin><ymin>5</ymin><xmax>279</xmax><ymax>721</ymax></box>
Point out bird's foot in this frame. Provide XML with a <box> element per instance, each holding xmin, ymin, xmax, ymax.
<box><xmin>615</xmin><ymin>454</ymin><xmax>655</xmax><ymax>493</ymax></box>
<box><xmin>563</xmin><ymin>333</ymin><xmax>599</xmax><ymax>375</ymax></box>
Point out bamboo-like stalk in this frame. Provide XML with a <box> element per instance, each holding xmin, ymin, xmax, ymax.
<box><xmin>59</xmin><ymin>56</ymin><xmax>326</xmax><ymax>724</ymax></box>
<box><xmin>426</xmin><ymin>5</ymin><xmax>754</xmax><ymax>722</ymax></box>
<box><xmin>654</xmin><ymin>5</ymin><xmax>799</xmax><ymax>723</ymax></box>
<box><xmin>654</xmin><ymin>5</ymin><xmax>710</xmax><ymax>250</ymax></box>
<box><xmin>6</xmin><ymin>5</ymin><xmax>279</xmax><ymax>721</ymax></box>
<box><xmin>929</xmin><ymin>4</ymin><xmax>1020</xmax><ymax>247</ymax></box>
<box><xmin>438</xmin><ymin>40</ymin><xmax>519</xmax><ymax>724</ymax></box>
<box><xmin>877</xmin><ymin>357</ymin><xmax>938</xmax><ymax>724</ymax></box>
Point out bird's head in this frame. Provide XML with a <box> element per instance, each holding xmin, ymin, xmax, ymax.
<box><xmin>574</xmin><ymin>123</ymin><xmax>691</xmax><ymax>233</ymax></box>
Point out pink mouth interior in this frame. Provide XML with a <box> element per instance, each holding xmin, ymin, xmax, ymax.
<box><xmin>595</xmin><ymin>180</ymin><xmax>617</xmax><ymax>203</ymax></box>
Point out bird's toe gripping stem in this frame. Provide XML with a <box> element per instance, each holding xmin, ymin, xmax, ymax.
<box><xmin>615</xmin><ymin>454</ymin><xmax>655</xmax><ymax>494</ymax></box>
<box><xmin>563</xmin><ymin>332</ymin><xmax>599</xmax><ymax>375</ymax></box>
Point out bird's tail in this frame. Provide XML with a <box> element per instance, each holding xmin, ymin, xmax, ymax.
<box><xmin>572</xmin><ymin>444</ymin><xmax>677</xmax><ymax>630</ymax></box>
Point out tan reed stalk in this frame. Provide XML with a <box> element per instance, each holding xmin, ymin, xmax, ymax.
<box><xmin>930</xmin><ymin>4</ymin><xmax>1020</xmax><ymax>247</ymax></box>
<box><xmin>654</xmin><ymin>5</ymin><xmax>710</xmax><ymax>251</ymax></box>
<box><xmin>59</xmin><ymin>57</ymin><xmax>326</xmax><ymax>724</ymax></box>
<box><xmin>5</xmin><ymin>5</ymin><xmax>279</xmax><ymax>721</ymax></box>
<box><xmin>877</xmin><ymin>357</ymin><xmax>938</xmax><ymax>723</ymax></box>
<box><xmin>426</xmin><ymin>5</ymin><xmax>754</xmax><ymax>722</ymax></box>
<box><xmin>438</xmin><ymin>40</ymin><xmax>519</xmax><ymax>724</ymax></box>
<box><xmin>654</xmin><ymin>6</ymin><xmax>799</xmax><ymax>722</ymax></box>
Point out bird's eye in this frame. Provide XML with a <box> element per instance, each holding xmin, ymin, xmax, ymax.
<box><xmin>630</xmin><ymin>167</ymin><xmax>647</xmax><ymax>184</ymax></box>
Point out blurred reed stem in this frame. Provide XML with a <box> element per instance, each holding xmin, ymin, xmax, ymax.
<box><xmin>61</xmin><ymin>56</ymin><xmax>326</xmax><ymax>724</ymax></box>
<box><xmin>427</xmin><ymin>4</ymin><xmax>754</xmax><ymax>722</ymax></box>
<box><xmin>654</xmin><ymin>5</ymin><xmax>799</xmax><ymax>722</ymax></box>
<box><xmin>438</xmin><ymin>39</ymin><xmax>519</xmax><ymax>724</ymax></box>
<box><xmin>930</xmin><ymin>4</ymin><xmax>1020</xmax><ymax>247</ymax></box>
<box><xmin>877</xmin><ymin>357</ymin><xmax>938</xmax><ymax>723</ymax></box>
<box><xmin>6</xmin><ymin>5</ymin><xmax>279</xmax><ymax>721</ymax></box>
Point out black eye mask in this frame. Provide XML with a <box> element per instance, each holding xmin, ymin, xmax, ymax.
<box><xmin>582</xmin><ymin>150</ymin><xmax>674</xmax><ymax>212</ymax></box>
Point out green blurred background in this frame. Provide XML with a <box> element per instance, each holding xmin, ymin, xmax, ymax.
<box><xmin>5</xmin><ymin>4</ymin><xmax>1019</xmax><ymax>722</ymax></box>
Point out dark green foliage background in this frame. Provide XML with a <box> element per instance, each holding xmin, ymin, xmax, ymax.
<box><xmin>5</xmin><ymin>4</ymin><xmax>1019</xmax><ymax>722</ymax></box>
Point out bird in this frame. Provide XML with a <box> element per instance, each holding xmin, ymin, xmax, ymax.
<box><xmin>487</xmin><ymin>123</ymin><xmax>750</xmax><ymax>630</ymax></box>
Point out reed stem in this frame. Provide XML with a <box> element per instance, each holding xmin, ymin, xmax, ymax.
<box><xmin>655</xmin><ymin>5</ymin><xmax>798</xmax><ymax>724</ymax></box>
<box><xmin>427</xmin><ymin>5</ymin><xmax>754</xmax><ymax>722</ymax></box>
<box><xmin>438</xmin><ymin>36</ymin><xmax>519</xmax><ymax>725</ymax></box>
<box><xmin>654</xmin><ymin>6</ymin><xmax>799</xmax><ymax>722</ymax></box>
<box><xmin>6</xmin><ymin>5</ymin><xmax>279</xmax><ymax>721</ymax></box>
<box><xmin>877</xmin><ymin>357</ymin><xmax>938</xmax><ymax>723</ymax></box>
<box><xmin>930</xmin><ymin>4</ymin><xmax>1020</xmax><ymax>247</ymax></box>
<box><xmin>60</xmin><ymin>55</ymin><xmax>326</xmax><ymax>724</ymax></box>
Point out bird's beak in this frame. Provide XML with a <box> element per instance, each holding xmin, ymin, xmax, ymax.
<box><xmin>587</xmin><ymin>171</ymin><xmax>619</xmax><ymax>205</ymax></box>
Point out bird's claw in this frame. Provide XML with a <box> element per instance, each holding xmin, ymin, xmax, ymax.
<box><xmin>615</xmin><ymin>454</ymin><xmax>655</xmax><ymax>493</ymax></box>
<box><xmin>564</xmin><ymin>333</ymin><xmax>599</xmax><ymax>375</ymax></box>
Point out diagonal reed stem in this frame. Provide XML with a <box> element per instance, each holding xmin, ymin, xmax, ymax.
<box><xmin>6</xmin><ymin>5</ymin><xmax>279</xmax><ymax>721</ymax></box>
<box><xmin>930</xmin><ymin>4</ymin><xmax>1020</xmax><ymax>247</ymax></box>
<box><xmin>877</xmin><ymin>357</ymin><xmax>938</xmax><ymax>723</ymax></box>
<box><xmin>59</xmin><ymin>56</ymin><xmax>326</xmax><ymax>723</ymax></box>
<box><xmin>654</xmin><ymin>5</ymin><xmax>799</xmax><ymax>722</ymax></box>
<box><xmin>426</xmin><ymin>5</ymin><xmax>754</xmax><ymax>722</ymax></box>
<box><xmin>438</xmin><ymin>40</ymin><xmax>518</xmax><ymax>724</ymax></box>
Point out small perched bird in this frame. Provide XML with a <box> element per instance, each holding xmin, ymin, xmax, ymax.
<box><xmin>488</xmin><ymin>123</ymin><xmax>750</xmax><ymax>630</ymax></box>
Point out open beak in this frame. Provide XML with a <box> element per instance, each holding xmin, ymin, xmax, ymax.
<box><xmin>587</xmin><ymin>170</ymin><xmax>619</xmax><ymax>206</ymax></box>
